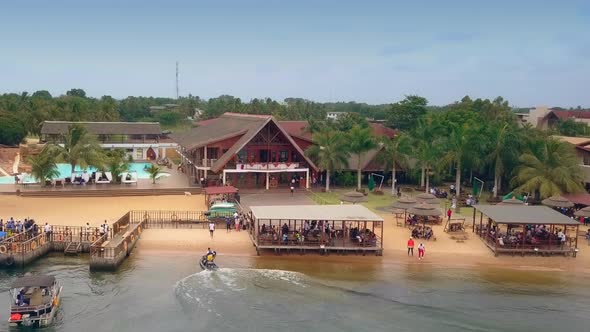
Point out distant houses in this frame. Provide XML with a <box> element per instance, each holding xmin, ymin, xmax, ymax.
<box><xmin>517</xmin><ymin>106</ymin><xmax>590</xmax><ymax>129</ymax></box>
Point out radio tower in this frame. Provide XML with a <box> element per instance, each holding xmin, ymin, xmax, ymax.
<box><xmin>175</xmin><ymin>61</ymin><xmax>179</xmax><ymax>100</ymax></box>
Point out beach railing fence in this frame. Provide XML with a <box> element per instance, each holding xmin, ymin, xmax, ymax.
<box><xmin>130</xmin><ymin>210</ymin><xmax>235</xmax><ymax>228</ymax></box>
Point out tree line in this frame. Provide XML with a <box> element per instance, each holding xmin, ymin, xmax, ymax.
<box><xmin>305</xmin><ymin>95</ymin><xmax>585</xmax><ymax>200</ymax></box>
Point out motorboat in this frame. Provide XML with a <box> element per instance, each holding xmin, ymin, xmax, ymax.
<box><xmin>199</xmin><ymin>254</ymin><xmax>218</xmax><ymax>271</ymax></box>
<box><xmin>8</xmin><ymin>275</ymin><xmax>62</xmax><ymax>327</ymax></box>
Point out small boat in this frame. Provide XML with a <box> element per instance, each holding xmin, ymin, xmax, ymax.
<box><xmin>199</xmin><ymin>254</ymin><xmax>218</xmax><ymax>271</ymax></box>
<box><xmin>8</xmin><ymin>275</ymin><xmax>62</xmax><ymax>327</ymax></box>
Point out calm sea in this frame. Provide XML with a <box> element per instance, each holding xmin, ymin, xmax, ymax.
<box><xmin>0</xmin><ymin>247</ymin><xmax>588</xmax><ymax>332</ymax></box>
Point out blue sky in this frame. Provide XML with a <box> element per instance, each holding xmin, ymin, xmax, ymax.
<box><xmin>0</xmin><ymin>0</ymin><xmax>589</xmax><ymax>106</ymax></box>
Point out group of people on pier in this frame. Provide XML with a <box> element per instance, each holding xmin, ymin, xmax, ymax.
<box><xmin>0</xmin><ymin>218</ymin><xmax>40</xmax><ymax>239</ymax></box>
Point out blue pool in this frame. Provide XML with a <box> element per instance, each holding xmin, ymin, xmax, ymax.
<box><xmin>0</xmin><ymin>162</ymin><xmax>154</xmax><ymax>184</ymax></box>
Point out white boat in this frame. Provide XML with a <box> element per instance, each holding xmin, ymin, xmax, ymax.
<box><xmin>8</xmin><ymin>275</ymin><xmax>62</xmax><ymax>327</ymax></box>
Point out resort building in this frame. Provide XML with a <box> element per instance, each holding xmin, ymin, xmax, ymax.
<box><xmin>519</xmin><ymin>106</ymin><xmax>590</xmax><ymax>129</ymax></box>
<box><xmin>40</xmin><ymin>121</ymin><xmax>177</xmax><ymax>161</ymax></box>
<box><xmin>554</xmin><ymin>135</ymin><xmax>590</xmax><ymax>186</ymax></box>
<box><xmin>171</xmin><ymin>113</ymin><xmax>319</xmax><ymax>188</ymax></box>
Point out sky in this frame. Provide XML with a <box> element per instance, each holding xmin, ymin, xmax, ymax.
<box><xmin>0</xmin><ymin>0</ymin><xmax>589</xmax><ymax>107</ymax></box>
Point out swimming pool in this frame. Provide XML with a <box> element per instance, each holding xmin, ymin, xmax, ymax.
<box><xmin>0</xmin><ymin>162</ymin><xmax>154</xmax><ymax>184</ymax></box>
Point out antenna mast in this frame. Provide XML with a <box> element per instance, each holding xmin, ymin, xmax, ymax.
<box><xmin>175</xmin><ymin>61</ymin><xmax>179</xmax><ymax>100</ymax></box>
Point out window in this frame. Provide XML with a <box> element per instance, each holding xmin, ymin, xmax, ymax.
<box><xmin>292</xmin><ymin>151</ymin><xmax>300</xmax><ymax>162</ymax></box>
<box><xmin>279</xmin><ymin>151</ymin><xmax>288</xmax><ymax>162</ymax></box>
<box><xmin>584</xmin><ymin>154</ymin><xmax>590</xmax><ymax>166</ymax></box>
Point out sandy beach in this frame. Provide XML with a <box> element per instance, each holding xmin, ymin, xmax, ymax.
<box><xmin>2</xmin><ymin>194</ymin><xmax>589</xmax><ymax>273</ymax></box>
<box><xmin>0</xmin><ymin>195</ymin><xmax>207</xmax><ymax>226</ymax></box>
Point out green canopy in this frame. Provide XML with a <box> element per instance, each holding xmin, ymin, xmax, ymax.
<box><xmin>502</xmin><ymin>192</ymin><xmax>524</xmax><ymax>201</ymax></box>
<box><xmin>368</xmin><ymin>175</ymin><xmax>375</xmax><ymax>191</ymax></box>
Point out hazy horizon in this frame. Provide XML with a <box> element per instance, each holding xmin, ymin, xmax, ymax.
<box><xmin>1</xmin><ymin>0</ymin><xmax>589</xmax><ymax>108</ymax></box>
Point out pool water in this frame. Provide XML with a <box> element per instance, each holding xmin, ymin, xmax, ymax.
<box><xmin>0</xmin><ymin>162</ymin><xmax>154</xmax><ymax>184</ymax></box>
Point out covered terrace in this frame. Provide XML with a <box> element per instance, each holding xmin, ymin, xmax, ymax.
<box><xmin>250</xmin><ymin>205</ymin><xmax>383</xmax><ymax>255</ymax></box>
<box><xmin>472</xmin><ymin>205</ymin><xmax>580</xmax><ymax>257</ymax></box>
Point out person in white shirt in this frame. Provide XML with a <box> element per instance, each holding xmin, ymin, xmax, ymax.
<box><xmin>44</xmin><ymin>223</ymin><xmax>52</xmax><ymax>241</ymax></box>
<box><xmin>209</xmin><ymin>222</ymin><xmax>215</xmax><ymax>239</ymax></box>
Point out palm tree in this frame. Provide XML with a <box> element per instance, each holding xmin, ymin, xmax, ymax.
<box><xmin>105</xmin><ymin>149</ymin><xmax>130</xmax><ymax>183</ymax></box>
<box><xmin>49</xmin><ymin>124</ymin><xmax>104</xmax><ymax>174</ymax></box>
<box><xmin>29</xmin><ymin>148</ymin><xmax>60</xmax><ymax>185</ymax></box>
<box><xmin>412</xmin><ymin>119</ymin><xmax>442</xmax><ymax>193</ymax></box>
<box><xmin>486</xmin><ymin>122</ymin><xmax>520</xmax><ymax>197</ymax></box>
<box><xmin>305</xmin><ymin>129</ymin><xmax>349</xmax><ymax>191</ymax></box>
<box><xmin>378</xmin><ymin>134</ymin><xmax>410</xmax><ymax>195</ymax></box>
<box><xmin>441</xmin><ymin>121</ymin><xmax>479</xmax><ymax>198</ymax></box>
<box><xmin>511</xmin><ymin>138</ymin><xmax>584</xmax><ymax>199</ymax></box>
<box><xmin>146</xmin><ymin>164</ymin><xmax>162</xmax><ymax>184</ymax></box>
<box><xmin>347</xmin><ymin>125</ymin><xmax>377</xmax><ymax>190</ymax></box>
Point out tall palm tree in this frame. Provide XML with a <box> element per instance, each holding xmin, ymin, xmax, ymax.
<box><xmin>347</xmin><ymin>125</ymin><xmax>377</xmax><ymax>190</ymax></box>
<box><xmin>486</xmin><ymin>122</ymin><xmax>520</xmax><ymax>197</ymax></box>
<box><xmin>412</xmin><ymin>119</ymin><xmax>442</xmax><ymax>193</ymax></box>
<box><xmin>305</xmin><ymin>129</ymin><xmax>349</xmax><ymax>191</ymax></box>
<box><xmin>146</xmin><ymin>164</ymin><xmax>162</xmax><ymax>184</ymax></box>
<box><xmin>29</xmin><ymin>147</ymin><xmax>60</xmax><ymax>185</ymax></box>
<box><xmin>441</xmin><ymin>121</ymin><xmax>479</xmax><ymax>198</ymax></box>
<box><xmin>49</xmin><ymin>124</ymin><xmax>104</xmax><ymax>174</ymax></box>
<box><xmin>511</xmin><ymin>138</ymin><xmax>584</xmax><ymax>199</ymax></box>
<box><xmin>378</xmin><ymin>134</ymin><xmax>411</xmax><ymax>195</ymax></box>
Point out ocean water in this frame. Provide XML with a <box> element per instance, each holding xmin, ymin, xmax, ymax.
<box><xmin>0</xmin><ymin>163</ymin><xmax>154</xmax><ymax>184</ymax></box>
<box><xmin>0</xmin><ymin>249</ymin><xmax>589</xmax><ymax>332</ymax></box>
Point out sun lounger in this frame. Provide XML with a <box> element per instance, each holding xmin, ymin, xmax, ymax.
<box><xmin>121</xmin><ymin>171</ymin><xmax>138</xmax><ymax>185</ymax></box>
<box><xmin>95</xmin><ymin>172</ymin><xmax>113</xmax><ymax>184</ymax></box>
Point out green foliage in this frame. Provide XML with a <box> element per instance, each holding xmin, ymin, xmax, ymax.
<box><xmin>47</xmin><ymin>124</ymin><xmax>105</xmax><ymax>174</ymax></box>
<box><xmin>146</xmin><ymin>164</ymin><xmax>162</xmax><ymax>184</ymax></box>
<box><xmin>347</xmin><ymin>125</ymin><xmax>377</xmax><ymax>189</ymax></box>
<box><xmin>105</xmin><ymin>149</ymin><xmax>130</xmax><ymax>183</ymax></box>
<box><xmin>554</xmin><ymin>119</ymin><xmax>589</xmax><ymax>137</ymax></box>
<box><xmin>0</xmin><ymin>116</ymin><xmax>26</xmax><ymax>145</ymax></box>
<box><xmin>386</xmin><ymin>95</ymin><xmax>428</xmax><ymax>131</ymax></box>
<box><xmin>335</xmin><ymin>113</ymin><xmax>369</xmax><ymax>132</ymax></box>
<box><xmin>511</xmin><ymin>138</ymin><xmax>584</xmax><ymax>198</ymax></box>
<box><xmin>66</xmin><ymin>88</ymin><xmax>87</xmax><ymax>98</ymax></box>
<box><xmin>305</xmin><ymin>129</ymin><xmax>350</xmax><ymax>191</ymax></box>
<box><xmin>29</xmin><ymin>147</ymin><xmax>60</xmax><ymax>183</ymax></box>
<box><xmin>157</xmin><ymin>111</ymin><xmax>183</xmax><ymax>126</ymax></box>
<box><xmin>335</xmin><ymin>171</ymin><xmax>355</xmax><ymax>187</ymax></box>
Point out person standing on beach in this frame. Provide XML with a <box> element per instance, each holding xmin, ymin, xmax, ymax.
<box><xmin>418</xmin><ymin>243</ymin><xmax>425</xmax><ymax>260</ymax></box>
<box><xmin>447</xmin><ymin>208</ymin><xmax>452</xmax><ymax>221</ymax></box>
<box><xmin>407</xmin><ymin>237</ymin><xmax>414</xmax><ymax>256</ymax></box>
<box><xmin>226</xmin><ymin>217</ymin><xmax>232</xmax><ymax>233</ymax></box>
<box><xmin>209</xmin><ymin>221</ymin><xmax>215</xmax><ymax>239</ymax></box>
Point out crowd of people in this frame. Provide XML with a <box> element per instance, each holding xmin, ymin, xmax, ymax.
<box><xmin>0</xmin><ymin>218</ymin><xmax>40</xmax><ymax>239</ymax></box>
<box><xmin>487</xmin><ymin>224</ymin><xmax>571</xmax><ymax>248</ymax></box>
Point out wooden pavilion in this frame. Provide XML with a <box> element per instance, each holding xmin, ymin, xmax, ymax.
<box><xmin>472</xmin><ymin>205</ymin><xmax>580</xmax><ymax>257</ymax></box>
<box><xmin>250</xmin><ymin>205</ymin><xmax>383</xmax><ymax>255</ymax></box>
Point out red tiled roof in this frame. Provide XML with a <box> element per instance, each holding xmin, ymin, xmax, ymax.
<box><xmin>369</xmin><ymin>123</ymin><xmax>396</xmax><ymax>138</ymax></box>
<box><xmin>278</xmin><ymin>121</ymin><xmax>312</xmax><ymax>140</ymax></box>
<box><xmin>204</xmin><ymin>185</ymin><xmax>239</xmax><ymax>195</ymax></box>
<box><xmin>563</xmin><ymin>193</ymin><xmax>590</xmax><ymax>206</ymax></box>
<box><xmin>548</xmin><ymin>109</ymin><xmax>590</xmax><ymax>120</ymax></box>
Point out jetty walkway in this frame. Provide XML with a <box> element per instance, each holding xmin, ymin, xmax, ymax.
<box><xmin>0</xmin><ymin>209</ymin><xmax>234</xmax><ymax>271</ymax></box>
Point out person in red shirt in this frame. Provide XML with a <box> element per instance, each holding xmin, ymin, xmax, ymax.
<box><xmin>407</xmin><ymin>237</ymin><xmax>415</xmax><ymax>256</ymax></box>
<box><xmin>447</xmin><ymin>208</ymin><xmax>452</xmax><ymax>221</ymax></box>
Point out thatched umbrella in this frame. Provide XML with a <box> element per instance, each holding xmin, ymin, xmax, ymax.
<box><xmin>391</xmin><ymin>197</ymin><xmax>418</xmax><ymax>210</ymax></box>
<box><xmin>574</xmin><ymin>206</ymin><xmax>590</xmax><ymax>217</ymax></box>
<box><xmin>498</xmin><ymin>197</ymin><xmax>524</xmax><ymax>205</ymax></box>
<box><xmin>391</xmin><ymin>197</ymin><xmax>418</xmax><ymax>225</ymax></box>
<box><xmin>408</xmin><ymin>203</ymin><xmax>442</xmax><ymax>217</ymax></box>
<box><xmin>415</xmin><ymin>193</ymin><xmax>441</xmax><ymax>205</ymax></box>
<box><xmin>339</xmin><ymin>191</ymin><xmax>368</xmax><ymax>204</ymax></box>
<box><xmin>541</xmin><ymin>195</ymin><xmax>574</xmax><ymax>208</ymax></box>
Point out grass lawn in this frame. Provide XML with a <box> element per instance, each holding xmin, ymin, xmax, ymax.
<box><xmin>308</xmin><ymin>188</ymin><xmax>477</xmax><ymax>221</ymax></box>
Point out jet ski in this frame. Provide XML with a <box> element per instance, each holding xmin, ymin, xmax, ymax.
<box><xmin>199</xmin><ymin>253</ymin><xmax>218</xmax><ymax>271</ymax></box>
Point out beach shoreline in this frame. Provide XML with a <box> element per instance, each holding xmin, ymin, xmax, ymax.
<box><xmin>2</xmin><ymin>194</ymin><xmax>589</xmax><ymax>275</ymax></box>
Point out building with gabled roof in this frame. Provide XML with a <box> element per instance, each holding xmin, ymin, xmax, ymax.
<box><xmin>40</xmin><ymin>121</ymin><xmax>176</xmax><ymax>161</ymax></box>
<box><xmin>171</xmin><ymin>113</ymin><xmax>318</xmax><ymax>189</ymax></box>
